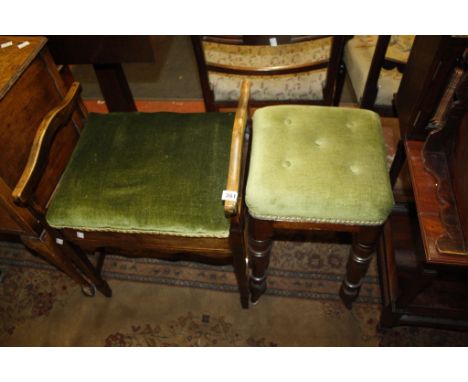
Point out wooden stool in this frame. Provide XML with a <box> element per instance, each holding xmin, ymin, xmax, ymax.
<box><xmin>245</xmin><ymin>105</ymin><xmax>394</xmax><ymax>307</ymax></box>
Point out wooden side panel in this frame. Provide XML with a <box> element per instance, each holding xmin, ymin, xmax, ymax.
<box><xmin>406</xmin><ymin>140</ymin><xmax>468</xmax><ymax>266</ymax></box>
<box><xmin>0</xmin><ymin>50</ymin><xmax>80</xmax><ymax>213</ymax></box>
<box><xmin>0</xmin><ymin>209</ymin><xmax>25</xmax><ymax>235</ymax></box>
<box><xmin>451</xmin><ymin>114</ymin><xmax>468</xmax><ymax>246</ymax></box>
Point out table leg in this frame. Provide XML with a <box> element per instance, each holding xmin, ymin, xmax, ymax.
<box><xmin>93</xmin><ymin>63</ymin><xmax>137</xmax><ymax>112</ymax></box>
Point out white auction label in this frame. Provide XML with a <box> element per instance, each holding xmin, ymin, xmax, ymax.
<box><xmin>221</xmin><ymin>190</ymin><xmax>238</xmax><ymax>202</ymax></box>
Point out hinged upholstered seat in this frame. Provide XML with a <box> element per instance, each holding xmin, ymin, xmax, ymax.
<box><xmin>245</xmin><ymin>105</ymin><xmax>394</xmax><ymax>225</ymax></box>
<box><xmin>47</xmin><ymin>112</ymin><xmax>234</xmax><ymax>238</ymax></box>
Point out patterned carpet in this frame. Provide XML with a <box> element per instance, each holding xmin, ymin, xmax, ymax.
<box><xmin>1</xmin><ymin>239</ymin><xmax>468</xmax><ymax>346</ymax></box>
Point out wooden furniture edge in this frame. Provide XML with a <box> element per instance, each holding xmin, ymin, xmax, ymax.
<box><xmin>12</xmin><ymin>82</ymin><xmax>81</xmax><ymax>206</ymax></box>
<box><xmin>224</xmin><ymin>79</ymin><xmax>251</xmax><ymax>216</ymax></box>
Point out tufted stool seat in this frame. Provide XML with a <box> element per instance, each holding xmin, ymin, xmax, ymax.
<box><xmin>245</xmin><ymin>105</ymin><xmax>394</xmax><ymax>307</ymax></box>
<box><xmin>46</xmin><ymin>112</ymin><xmax>234</xmax><ymax>238</ymax></box>
<box><xmin>246</xmin><ymin>105</ymin><xmax>394</xmax><ymax>224</ymax></box>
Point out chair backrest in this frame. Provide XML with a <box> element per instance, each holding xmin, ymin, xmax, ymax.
<box><xmin>192</xmin><ymin>35</ymin><xmax>346</xmax><ymax>111</ymax></box>
<box><xmin>339</xmin><ymin>35</ymin><xmax>415</xmax><ymax>116</ymax></box>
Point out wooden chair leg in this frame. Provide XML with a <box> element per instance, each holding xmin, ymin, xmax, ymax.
<box><xmin>390</xmin><ymin>139</ymin><xmax>407</xmax><ymax>188</ymax></box>
<box><xmin>379</xmin><ymin>303</ymin><xmax>400</xmax><ymax>329</ymax></box>
<box><xmin>21</xmin><ymin>231</ymin><xmax>96</xmax><ymax>296</ymax></box>
<box><xmin>230</xmin><ymin>226</ymin><xmax>250</xmax><ymax>309</ymax></box>
<box><xmin>340</xmin><ymin>225</ymin><xmax>382</xmax><ymax>309</ymax></box>
<box><xmin>63</xmin><ymin>242</ymin><xmax>112</xmax><ymax>297</ymax></box>
<box><xmin>333</xmin><ymin>62</ymin><xmax>347</xmax><ymax>106</ymax></box>
<box><xmin>248</xmin><ymin>217</ymin><xmax>273</xmax><ymax>304</ymax></box>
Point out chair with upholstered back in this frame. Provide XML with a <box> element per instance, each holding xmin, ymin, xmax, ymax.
<box><xmin>339</xmin><ymin>35</ymin><xmax>415</xmax><ymax>116</ymax></box>
<box><xmin>244</xmin><ymin>103</ymin><xmax>394</xmax><ymax>308</ymax></box>
<box><xmin>13</xmin><ymin>80</ymin><xmax>252</xmax><ymax>307</ymax></box>
<box><xmin>192</xmin><ymin>35</ymin><xmax>346</xmax><ymax>111</ymax></box>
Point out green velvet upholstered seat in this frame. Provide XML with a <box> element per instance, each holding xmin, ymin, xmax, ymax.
<box><xmin>245</xmin><ymin>105</ymin><xmax>394</xmax><ymax>225</ymax></box>
<box><xmin>47</xmin><ymin>112</ymin><xmax>235</xmax><ymax>238</ymax></box>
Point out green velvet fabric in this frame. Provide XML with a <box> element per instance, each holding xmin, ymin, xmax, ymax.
<box><xmin>47</xmin><ymin>112</ymin><xmax>234</xmax><ymax>237</ymax></box>
<box><xmin>245</xmin><ymin>105</ymin><xmax>394</xmax><ymax>225</ymax></box>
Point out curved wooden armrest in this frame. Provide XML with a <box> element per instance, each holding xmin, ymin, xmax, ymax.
<box><xmin>224</xmin><ymin>80</ymin><xmax>251</xmax><ymax>217</ymax></box>
<box><xmin>12</xmin><ymin>82</ymin><xmax>82</xmax><ymax>206</ymax></box>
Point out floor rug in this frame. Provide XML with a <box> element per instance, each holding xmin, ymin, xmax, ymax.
<box><xmin>2</xmin><ymin>240</ymin><xmax>468</xmax><ymax>346</ymax></box>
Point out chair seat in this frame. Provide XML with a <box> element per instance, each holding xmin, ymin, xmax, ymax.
<box><xmin>47</xmin><ymin>112</ymin><xmax>234</xmax><ymax>238</ymax></box>
<box><xmin>245</xmin><ymin>105</ymin><xmax>394</xmax><ymax>225</ymax></box>
<box><xmin>344</xmin><ymin>35</ymin><xmax>414</xmax><ymax>106</ymax></box>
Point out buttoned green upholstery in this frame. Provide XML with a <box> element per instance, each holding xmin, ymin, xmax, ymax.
<box><xmin>245</xmin><ymin>105</ymin><xmax>394</xmax><ymax>225</ymax></box>
<box><xmin>47</xmin><ymin>112</ymin><xmax>234</xmax><ymax>238</ymax></box>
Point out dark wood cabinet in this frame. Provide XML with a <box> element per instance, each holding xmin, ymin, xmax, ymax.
<box><xmin>379</xmin><ymin>38</ymin><xmax>468</xmax><ymax>330</ymax></box>
<box><xmin>0</xmin><ymin>36</ymin><xmax>98</xmax><ymax>294</ymax></box>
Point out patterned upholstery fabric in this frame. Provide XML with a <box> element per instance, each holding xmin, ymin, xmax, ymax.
<box><xmin>202</xmin><ymin>38</ymin><xmax>332</xmax><ymax>102</ymax></box>
<box><xmin>344</xmin><ymin>35</ymin><xmax>415</xmax><ymax>106</ymax></box>
<box><xmin>246</xmin><ymin>105</ymin><xmax>394</xmax><ymax>225</ymax></box>
<box><xmin>208</xmin><ymin>70</ymin><xmax>327</xmax><ymax>102</ymax></box>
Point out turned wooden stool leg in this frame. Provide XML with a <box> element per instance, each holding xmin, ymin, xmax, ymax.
<box><xmin>340</xmin><ymin>225</ymin><xmax>382</xmax><ymax>309</ymax></box>
<box><xmin>248</xmin><ymin>217</ymin><xmax>273</xmax><ymax>304</ymax></box>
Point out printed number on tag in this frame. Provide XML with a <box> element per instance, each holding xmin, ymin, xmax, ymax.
<box><xmin>269</xmin><ymin>37</ymin><xmax>278</xmax><ymax>47</ymax></box>
<box><xmin>1</xmin><ymin>41</ymin><xmax>13</xmax><ymax>48</ymax></box>
<box><xmin>222</xmin><ymin>190</ymin><xmax>238</xmax><ymax>202</ymax></box>
<box><xmin>55</xmin><ymin>238</ymin><xmax>64</xmax><ymax>245</ymax></box>
<box><xmin>76</xmin><ymin>231</ymin><xmax>85</xmax><ymax>239</ymax></box>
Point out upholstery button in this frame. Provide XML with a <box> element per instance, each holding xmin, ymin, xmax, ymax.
<box><xmin>282</xmin><ymin>160</ymin><xmax>292</xmax><ymax>168</ymax></box>
<box><xmin>346</xmin><ymin>122</ymin><xmax>354</xmax><ymax>129</ymax></box>
<box><xmin>350</xmin><ymin>165</ymin><xmax>360</xmax><ymax>174</ymax></box>
<box><xmin>284</xmin><ymin>118</ymin><xmax>292</xmax><ymax>125</ymax></box>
